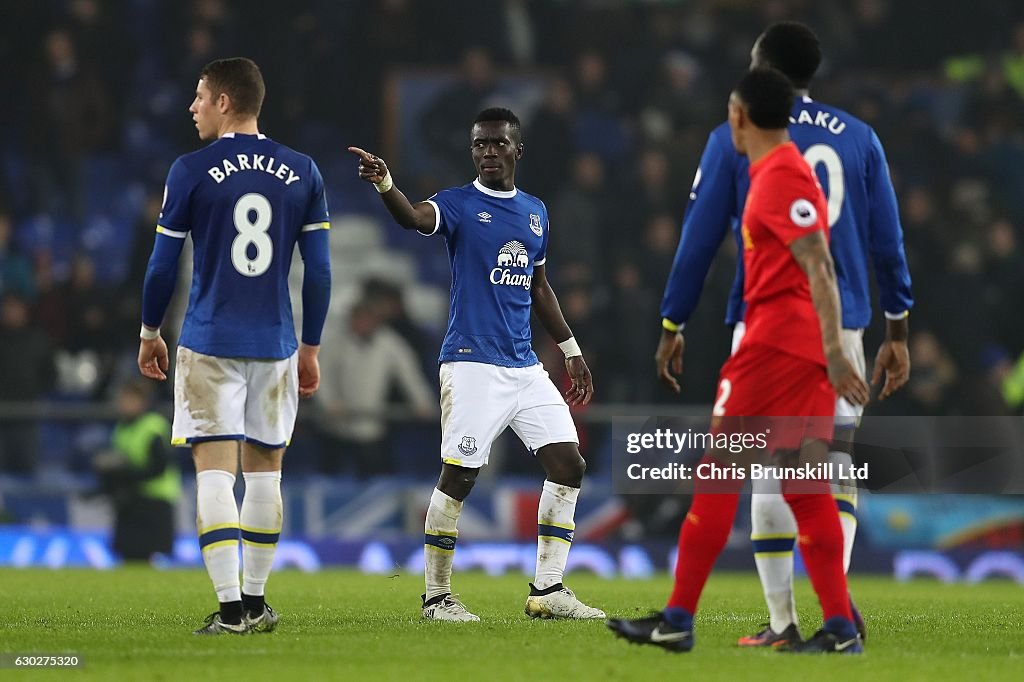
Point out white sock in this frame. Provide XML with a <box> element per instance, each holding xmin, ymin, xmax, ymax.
<box><xmin>240</xmin><ymin>471</ymin><xmax>283</xmax><ymax>598</ymax></box>
<box><xmin>534</xmin><ymin>480</ymin><xmax>579</xmax><ymax>590</ymax></box>
<box><xmin>829</xmin><ymin>450</ymin><xmax>858</xmax><ymax>573</ymax></box>
<box><xmin>424</xmin><ymin>488</ymin><xmax>462</xmax><ymax>601</ymax></box>
<box><xmin>751</xmin><ymin>472</ymin><xmax>798</xmax><ymax>633</ymax></box>
<box><xmin>196</xmin><ymin>469</ymin><xmax>241</xmax><ymax>603</ymax></box>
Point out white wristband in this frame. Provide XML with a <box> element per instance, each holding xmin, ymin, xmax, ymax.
<box><xmin>374</xmin><ymin>172</ymin><xmax>393</xmax><ymax>194</ymax></box>
<box><xmin>140</xmin><ymin>325</ymin><xmax>160</xmax><ymax>341</ymax></box>
<box><xmin>558</xmin><ymin>337</ymin><xmax>582</xmax><ymax>358</ymax></box>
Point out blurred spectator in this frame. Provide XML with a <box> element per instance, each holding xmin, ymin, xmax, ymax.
<box><xmin>67</xmin><ymin>0</ymin><xmax>129</xmax><ymax>101</ymax></box>
<box><xmin>0</xmin><ymin>212</ymin><xmax>35</xmax><ymax>301</ymax></box>
<box><xmin>91</xmin><ymin>379</ymin><xmax>180</xmax><ymax>561</ymax></box>
<box><xmin>956</xmin><ymin>345</ymin><xmax>1015</xmax><ymax>415</ymax></box>
<box><xmin>316</xmin><ymin>301</ymin><xmax>435</xmax><ymax>477</ymax></box>
<box><xmin>614</xmin><ymin>149</ymin><xmax>685</xmax><ymax>256</ymax></box>
<box><xmin>639</xmin><ymin>213</ymin><xmax>681</xmax><ymax>292</ymax></box>
<box><xmin>361</xmin><ymin>278</ymin><xmax>435</xmax><ymax>375</ymax></box>
<box><xmin>422</xmin><ymin>47</ymin><xmax>498</xmax><ymax>186</ymax></box>
<box><xmin>549</xmin><ymin>153</ymin><xmax>610</xmax><ymax>274</ymax></box>
<box><xmin>63</xmin><ymin>254</ymin><xmax>118</xmax><ymax>395</ymax></box>
<box><xmin>880</xmin><ymin>331</ymin><xmax>958</xmax><ymax>415</ymax></box>
<box><xmin>641</xmin><ymin>51</ymin><xmax>713</xmax><ymax>142</ymax></box>
<box><xmin>31</xmin><ymin>251</ymin><xmax>69</xmax><ymax>349</ymax></box>
<box><xmin>25</xmin><ymin>28</ymin><xmax>112</xmax><ymax>219</ymax></box>
<box><xmin>932</xmin><ymin>242</ymin><xmax>994</xmax><ymax>370</ymax></box>
<box><xmin>522</xmin><ymin>77</ymin><xmax>575</xmax><ymax>198</ymax></box>
<box><xmin>602</xmin><ymin>262</ymin><xmax>660</xmax><ymax>403</ymax></box>
<box><xmin>1001</xmin><ymin>349</ymin><xmax>1024</xmax><ymax>414</ymax></box>
<box><xmin>571</xmin><ymin>50</ymin><xmax>629</xmax><ymax>166</ymax></box>
<box><xmin>899</xmin><ymin>185</ymin><xmax>949</xmax><ymax>312</ymax></box>
<box><xmin>0</xmin><ymin>293</ymin><xmax>56</xmax><ymax>474</ymax></box>
<box><xmin>983</xmin><ymin>219</ymin><xmax>1024</xmax><ymax>352</ymax></box>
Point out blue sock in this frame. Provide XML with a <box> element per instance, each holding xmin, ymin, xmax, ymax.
<box><xmin>662</xmin><ymin>607</ymin><xmax>693</xmax><ymax>629</ymax></box>
<box><xmin>823</xmin><ymin>616</ymin><xmax>857</xmax><ymax>639</ymax></box>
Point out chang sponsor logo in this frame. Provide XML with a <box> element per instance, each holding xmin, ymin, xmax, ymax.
<box><xmin>489</xmin><ymin>240</ymin><xmax>533</xmax><ymax>289</ymax></box>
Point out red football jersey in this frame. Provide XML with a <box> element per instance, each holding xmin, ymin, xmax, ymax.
<box><xmin>740</xmin><ymin>142</ymin><xmax>830</xmax><ymax>366</ymax></box>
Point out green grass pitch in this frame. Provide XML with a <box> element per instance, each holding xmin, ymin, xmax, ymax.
<box><xmin>1</xmin><ymin>567</ymin><xmax>1021</xmax><ymax>680</ymax></box>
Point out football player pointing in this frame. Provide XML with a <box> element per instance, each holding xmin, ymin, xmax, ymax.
<box><xmin>349</xmin><ymin>107</ymin><xmax>604</xmax><ymax>622</ymax></box>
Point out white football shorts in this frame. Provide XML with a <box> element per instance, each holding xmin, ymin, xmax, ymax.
<box><xmin>731</xmin><ymin>322</ymin><xmax>865</xmax><ymax>427</ymax></box>
<box><xmin>171</xmin><ymin>345</ymin><xmax>298</xmax><ymax>449</ymax></box>
<box><xmin>438</xmin><ymin>361</ymin><xmax>579</xmax><ymax>468</ymax></box>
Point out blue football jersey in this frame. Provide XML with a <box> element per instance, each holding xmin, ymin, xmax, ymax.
<box><xmin>661</xmin><ymin>96</ymin><xmax>914</xmax><ymax>330</ymax></box>
<box><xmin>424</xmin><ymin>179</ymin><xmax>549</xmax><ymax>367</ymax></box>
<box><xmin>157</xmin><ymin>132</ymin><xmax>330</xmax><ymax>359</ymax></box>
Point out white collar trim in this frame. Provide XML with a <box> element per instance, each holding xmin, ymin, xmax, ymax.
<box><xmin>473</xmin><ymin>178</ymin><xmax>517</xmax><ymax>198</ymax></box>
<box><xmin>222</xmin><ymin>132</ymin><xmax>267</xmax><ymax>140</ymax></box>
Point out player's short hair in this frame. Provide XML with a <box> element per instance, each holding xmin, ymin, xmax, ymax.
<box><xmin>734</xmin><ymin>68</ymin><xmax>794</xmax><ymax>130</ymax></box>
<box><xmin>473</xmin><ymin>107</ymin><xmax>522</xmax><ymax>143</ymax></box>
<box><xmin>756</xmin><ymin>22</ymin><xmax>822</xmax><ymax>89</ymax></box>
<box><xmin>200</xmin><ymin>57</ymin><xmax>265</xmax><ymax>118</ymax></box>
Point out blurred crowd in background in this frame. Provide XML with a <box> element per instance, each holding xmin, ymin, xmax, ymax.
<box><xmin>2</xmin><ymin>0</ymin><xmax>1024</xmax><ymax>481</ymax></box>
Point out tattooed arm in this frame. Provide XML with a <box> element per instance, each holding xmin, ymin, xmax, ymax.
<box><xmin>790</xmin><ymin>231</ymin><xmax>869</xmax><ymax>406</ymax></box>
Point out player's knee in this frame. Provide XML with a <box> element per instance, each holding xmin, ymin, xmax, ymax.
<box><xmin>543</xmin><ymin>448</ymin><xmax>586</xmax><ymax>488</ymax></box>
<box><xmin>437</xmin><ymin>466</ymin><xmax>478</xmax><ymax>500</ymax></box>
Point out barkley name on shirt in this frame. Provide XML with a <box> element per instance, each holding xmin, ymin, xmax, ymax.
<box><xmin>207</xmin><ymin>154</ymin><xmax>301</xmax><ymax>186</ymax></box>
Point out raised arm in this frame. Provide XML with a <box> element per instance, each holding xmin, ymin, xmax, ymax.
<box><xmin>531</xmin><ymin>264</ymin><xmax>593</xmax><ymax>406</ymax></box>
<box><xmin>347</xmin><ymin>147</ymin><xmax>437</xmax><ymax>233</ymax></box>
<box><xmin>790</xmin><ymin>230</ymin><xmax>869</xmax><ymax>406</ymax></box>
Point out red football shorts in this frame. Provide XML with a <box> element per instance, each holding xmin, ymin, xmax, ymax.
<box><xmin>712</xmin><ymin>342</ymin><xmax>835</xmax><ymax>451</ymax></box>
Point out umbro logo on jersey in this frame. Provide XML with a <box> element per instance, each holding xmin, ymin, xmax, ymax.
<box><xmin>478</xmin><ymin>212</ymin><xmax>492</xmax><ymax>223</ymax></box>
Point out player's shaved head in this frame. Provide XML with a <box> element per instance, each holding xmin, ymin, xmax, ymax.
<box><xmin>474</xmin><ymin>107</ymin><xmax>522</xmax><ymax>145</ymax></box>
<box><xmin>733</xmin><ymin>68</ymin><xmax>794</xmax><ymax>130</ymax></box>
<box><xmin>200</xmin><ymin>57</ymin><xmax>265</xmax><ymax>118</ymax></box>
<box><xmin>752</xmin><ymin>22</ymin><xmax>822</xmax><ymax>90</ymax></box>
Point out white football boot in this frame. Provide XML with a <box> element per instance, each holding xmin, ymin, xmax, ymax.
<box><xmin>524</xmin><ymin>583</ymin><xmax>606</xmax><ymax>620</ymax></box>
<box><xmin>421</xmin><ymin>594</ymin><xmax>481</xmax><ymax>622</ymax></box>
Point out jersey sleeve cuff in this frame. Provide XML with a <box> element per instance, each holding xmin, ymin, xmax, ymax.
<box><xmin>662</xmin><ymin>318</ymin><xmax>683</xmax><ymax>332</ymax></box>
<box><xmin>534</xmin><ymin>257</ymin><xmax>546</xmax><ymax>266</ymax></box>
<box><xmin>156</xmin><ymin>224</ymin><xmax>188</xmax><ymax>239</ymax></box>
<box><xmin>418</xmin><ymin>200</ymin><xmax>441</xmax><ymax>236</ymax></box>
<box><xmin>884</xmin><ymin>310</ymin><xmax>909</xmax><ymax>320</ymax></box>
<box><xmin>301</xmin><ymin>221</ymin><xmax>330</xmax><ymax>232</ymax></box>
